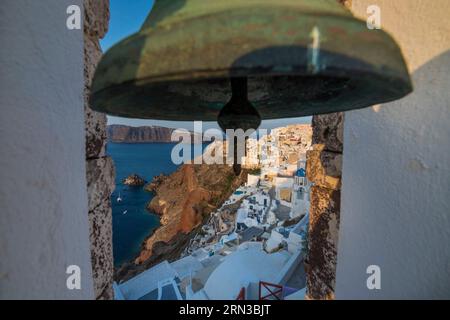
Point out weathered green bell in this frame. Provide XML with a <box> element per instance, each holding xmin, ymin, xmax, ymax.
<box><xmin>91</xmin><ymin>0</ymin><xmax>412</xmax><ymax>174</ymax></box>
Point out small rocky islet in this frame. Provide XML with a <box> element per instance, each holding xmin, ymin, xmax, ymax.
<box><xmin>122</xmin><ymin>174</ymin><xmax>147</xmax><ymax>186</ymax></box>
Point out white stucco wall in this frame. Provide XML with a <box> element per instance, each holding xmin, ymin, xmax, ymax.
<box><xmin>0</xmin><ymin>1</ymin><xmax>94</xmax><ymax>299</ymax></box>
<box><xmin>336</xmin><ymin>0</ymin><xmax>450</xmax><ymax>299</ymax></box>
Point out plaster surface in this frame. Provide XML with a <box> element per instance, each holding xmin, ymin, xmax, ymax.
<box><xmin>0</xmin><ymin>0</ymin><xmax>94</xmax><ymax>299</ymax></box>
<box><xmin>336</xmin><ymin>0</ymin><xmax>450</xmax><ymax>299</ymax></box>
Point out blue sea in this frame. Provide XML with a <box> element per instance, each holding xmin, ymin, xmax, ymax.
<box><xmin>107</xmin><ymin>142</ymin><xmax>208</xmax><ymax>268</ymax></box>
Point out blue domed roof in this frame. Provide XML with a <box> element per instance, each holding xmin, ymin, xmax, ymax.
<box><xmin>296</xmin><ymin>168</ymin><xmax>306</xmax><ymax>177</ymax></box>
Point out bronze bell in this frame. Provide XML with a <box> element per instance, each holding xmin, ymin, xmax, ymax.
<box><xmin>91</xmin><ymin>0</ymin><xmax>413</xmax><ymax>174</ymax></box>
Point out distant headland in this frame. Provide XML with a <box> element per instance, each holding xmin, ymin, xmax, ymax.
<box><xmin>107</xmin><ymin>125</ymin><xmax>178</xmax><ymax>143</ymax></box>
<box><xmin>108</xmin><ymin>124</ymin><xmax>209</xmax><ymax>144</ymax></box>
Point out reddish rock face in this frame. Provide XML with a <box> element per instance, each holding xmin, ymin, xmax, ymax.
<box><xmin>135</xmin><ymin>163</ymin><xmax>247</xmax><ymax>265</ymax></box>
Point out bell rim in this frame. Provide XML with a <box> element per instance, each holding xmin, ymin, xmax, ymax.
<box><xmin>91</xmin><ymin>71</ymin><xmax>412</xmax><ymax>121</ymax></box>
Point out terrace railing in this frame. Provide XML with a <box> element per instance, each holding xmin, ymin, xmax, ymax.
<box><xmin>259</xmin><ymin>281</ymin><xmax>283</xmax><ymax>300</ymax></box>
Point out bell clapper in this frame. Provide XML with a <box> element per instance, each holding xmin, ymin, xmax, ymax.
<box><xmin>218</xmin><ymin>77</ymin><xmax>262</xmax><ymax>176</ymax></box>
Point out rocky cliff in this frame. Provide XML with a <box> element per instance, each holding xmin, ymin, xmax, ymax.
<box><xmin>115</xmin><ymin>163</ymin><xmax>247</xmax><ymax>281</ymax></box>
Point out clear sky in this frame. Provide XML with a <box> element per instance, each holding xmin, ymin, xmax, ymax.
<box><xmin>100</xmin><ymin>0</ymin><xmax>311</xmax><ymax>131</ymax></box>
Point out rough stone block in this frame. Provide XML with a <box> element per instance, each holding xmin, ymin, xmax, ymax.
<box><xmin>83</xmin><ymin>0</ymin><xmax>113</xmax><ymax>300</ymax></box>
<box><xmin>84</xmin><ymin>0</ymin><xmax>110</xmax><ymax>39</ymax></box>
<box><xmin>86</xmin><ymin>157</ymin><xmax>115</xmax><ymax>212</ymax></box>
<box><xmin>306</xmin><ymin>149</ymin><xmax>342</xmax><ymax>190</ymax></box>
<box><xmin>306</xmin><ymin>269</ymin><xmax>335</xmax><ymax>300</ymax></box>
<box><xmin>85</xmin><ymin>102</ymin><xmax>107</xmax><ymax>159</ymax></box>
<box><xmin>86</xmin><ymin>156</ymin><xmax>115</xmax><ymax>298</ymax></box>
<box><xmin>311</xmin><ymin>113</ymin><xmax>344</xmax><ymax>153</ymax></box>
<box><xmin>84</xmin><ymin>35</ymin><xmax>102</xmax><ymax>88</ymax></box>
<box><xmin>84</xmin><ymin>34</ymin><xmax>107</xmax><ymax>159</ymax></box>
<box><xmin>307</xmin><ymin>186</ymin><xmax>341</xmax><ymax>300</ymax></box>
<box><xmin>89</xmin><ymin>199</ymin><xmax>114</xmax><ymax>299</ymax></box>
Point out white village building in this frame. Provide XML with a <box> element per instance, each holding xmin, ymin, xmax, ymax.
<box><xmin>113</xmin><ymin>214</ymin><xmax>310</xmax><ymax>301</ymax></box>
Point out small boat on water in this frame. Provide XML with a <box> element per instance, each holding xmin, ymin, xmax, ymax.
<box><xmin>117</xmin><ymin>192</ymin><xmax>122</xmax><ymax>203</ymax></box>
<box><xmin>122</xmin><ymin>210</ymin><xmax>128</xmax><ymax>215</ymax></box>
